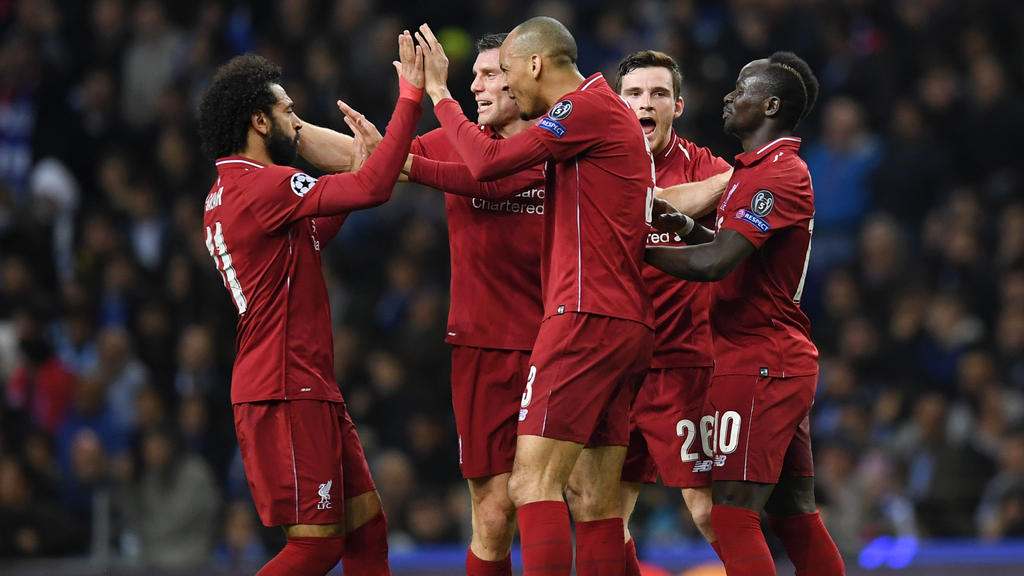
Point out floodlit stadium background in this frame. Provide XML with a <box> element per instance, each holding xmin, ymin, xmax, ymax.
<box><xmin>1</xmin><ymin>0</ymin><xmax>1023</xmax><ymax>573</ymax></box>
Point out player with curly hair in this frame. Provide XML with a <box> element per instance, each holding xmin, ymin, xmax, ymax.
<box><xmin>198</xmin><ymin>32</ymin><xmax>424</xmax><ymax>576</ymax></box>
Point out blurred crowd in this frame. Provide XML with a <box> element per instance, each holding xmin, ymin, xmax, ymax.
<box><xmin>0</xmin><ymin>0</ymin><xmax>1021</xmax><ymax>569</ymax></box>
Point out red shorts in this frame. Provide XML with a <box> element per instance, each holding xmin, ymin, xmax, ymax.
<box><xmin>234</xmin><ymin>399</ymin><xmax>376</xmax><ymax>527</ymax></box>
<box><xmin>517</xmin><ymin>313</ymin><xmax>653</xmax><ymax>446</ymax></box>
<box><xmin>622</xmin><ymin>366</ymin><xmax>714</xmax><ymax>488</ymax></box>
<box><xmin>705</xmin><ymin>374</ymin><xmax>816</xmax><ymax>483</ymax></box>
<box><xmin>451</xmin><ymin>346</ymin><xmax>532</xmax><ymax>479</ymax></box>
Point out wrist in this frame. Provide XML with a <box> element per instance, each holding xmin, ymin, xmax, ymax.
<box><xmin>428</xmin><ymin>86</ymin><xmax>451</xmax><ymax>105</ymax></box>
<box><xmin>398</xmin><ymin>77</ymin><xmax>423</xmax><ymax>102</ymax></box>
<box><xmin>678</xmin><ymin>214</ymin><xmax>695</xmax><ymax>236</ymax></box>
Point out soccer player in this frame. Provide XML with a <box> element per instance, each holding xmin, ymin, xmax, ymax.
<box><xmin>645</xmin><ymin>52</ymin><xmax>845</xmax><ymax>576</ymax></box>
<box><xmin>197</xmin><ymin>33</ymin><xmax>424</xmax><ymax>576</ymax></box>
<box><xmin>415</xmin><ymin>18</ymin><xmax>655</xmax><ymax>576</ymax></box>
<box><xmin>612</xmin><ymin>50</ymin><xmax>732</xmax><ymax>571</ymax></box>
<box><xmin>401</xmin><ymin>33</ymin><xmax>545</xmax><ymax>576</ymax></box>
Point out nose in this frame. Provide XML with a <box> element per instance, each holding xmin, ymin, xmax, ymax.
<box><xmin>640</xmin><ymin>92</ymin><xmax>654</xmax><ymax>109</ymax></box>
<box><xmin>724</xmin><ymin>91</ymin><xmax>735</xmax><ymax>104</ymax></box>
<box><xmin>471</xmin><ymin>74</ymin><xmax>483</xmax><ymax>94</ymax></box>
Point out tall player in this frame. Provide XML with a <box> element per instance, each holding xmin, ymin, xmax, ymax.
<box><xmin>613</xmin><ymin>50</ymin><xmax>731</xmax><ymax>571</ymax></box>
<box><xmin>400</xmin><ymin>32</ymin><xmax>545</xmax><ymax>576</ymax></box>
<box><xmin>646</xmin><ymin>53</ymin><xmax>845</xmax><ymax>576</ymax></box>
<box><xmin>197</xmin><ymin>33</ymin><xmax>424</xmax><ymax>576</ymax></box>
<box><xmin>416</xmin><ymin>18</ymin><xmax>654</xmax><ymax>576</ymax></box>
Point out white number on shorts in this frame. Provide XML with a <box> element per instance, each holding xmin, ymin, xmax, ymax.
<box><xmin>717</xmin><ymin>411</ymin><xmax>742</xmax><ymax>454</ymax></box>
<box><xmin>699</xmin><ymin>414</ymin><xmax>716</xmax><ymax>457</ymax></box>
<box><xmin>676</xmin><ymin>419</ymin><xmax>698</xmax><ymax>462</ymax></box>
<box><xmin>521</xmin><ymin>365</ymin><xmax>537</xmax><ymax>408</ymax></box>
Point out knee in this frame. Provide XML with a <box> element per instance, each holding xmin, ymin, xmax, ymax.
<box><xmin>689</xmin><ymin>499</ymin><xmax>714</xmax><ymax>537</ymax></box>
<box><xmin>476</xmin><ymin>499</ymin><xmax>516</xmax><ymax>542</ymax></box>
<box><xmin>565</xmin><ymin>481</ymin><xmax>616</xmax><ymax>521</ymax></box>
<box><xmin>506</xmin><ymin>470</ymin><xmax>530</xmax><ymax>509</ymax></box>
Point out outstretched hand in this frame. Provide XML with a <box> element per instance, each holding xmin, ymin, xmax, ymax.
<box><xmin>414</xmin><ymin>23</ymin><xmax>452</xmax><ymax>104</ymax></box>
<box><xmin>337</xmin><ymin>100</ymin><xmax>380</xmax><ymax>171</ymax></box>
<box><xmin>393</xmin><ymin>30</ymin><xmax>424</xmax><ymax>91</ymax></box>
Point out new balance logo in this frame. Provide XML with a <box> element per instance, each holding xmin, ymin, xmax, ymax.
<box><xmin>317</xmin><ymin>480</ymin><xmax>332</xmax><ymax>510</ymax></box>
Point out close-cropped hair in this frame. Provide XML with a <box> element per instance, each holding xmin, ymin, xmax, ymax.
<box><xmin>476</xmin><ymin>33</ymin><xmax>507</xmax><ymax>53</ymax></box>
<box><xmin>764</xmin><ymin>51</ymin><xmax>819</xmax><ymax>129</ymax></box>
<box><xmin>615</xmin><ymin>50</ymin><xmax>683</xmax><ymax>99</ymax></box>
<box><xmin>198</xmin><ymin>54</ymin><xmax>282</xmax><ymax>160</ymax></box>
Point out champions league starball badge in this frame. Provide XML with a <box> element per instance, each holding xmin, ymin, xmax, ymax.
<box><xmin>548</xmin><ymin>100</ymin><xmax>573</xmax><ymax>120</ymax></box>
<box><xmin>290</xmin><ymin>172</ymin><xmax>318</xmax><ymax>197</ymax></box>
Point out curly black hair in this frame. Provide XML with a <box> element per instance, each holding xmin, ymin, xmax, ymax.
<box><xmin>764</xmin><ymin>51</ymin><xmax>820</xmax><ymax>130</ymax></box>
<box><xmin>198</xmin><ymin>54</ymin><xmax>282</xmax><ymax>160</ymax></box>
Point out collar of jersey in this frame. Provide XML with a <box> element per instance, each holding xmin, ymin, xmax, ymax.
<box><xmin>734</xmin><ymin>137</ymin><xmax>801</xmax><ymax>167</ymax></box>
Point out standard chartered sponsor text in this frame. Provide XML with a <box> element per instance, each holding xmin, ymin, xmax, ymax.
<box><xmin>472</xmin><ymin>188</ymin><xmax>545</xmax><ymax>215</ymax></box>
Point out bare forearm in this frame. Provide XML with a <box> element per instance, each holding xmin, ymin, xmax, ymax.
<box><xmin>657</xmin><ymin>169</ymin><xmax>732</xmax><ymax>217</ymax></box>
<box><xmin>298</xmin><ymin>123</ymin><xmax>356</xmax><ymax>173</ymax></box>
<box><xmin>645</xmin><ymin>245</ymin><xmax>725</xmax><ymax>281</ymax></box>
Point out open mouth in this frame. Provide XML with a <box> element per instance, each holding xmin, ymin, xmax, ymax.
<box><xmin>639</xmin><ymin>117</ymin><xmax>657</xmax><ymax>136</ymax></box>
<box><xmin>476</xmin><ymin>100</ymin><xmax>492</xmax><ymax>114</ymax></box>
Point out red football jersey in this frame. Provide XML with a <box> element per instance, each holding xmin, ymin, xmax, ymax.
<box><xmin>712</xmin><ymin>137</ymin><xmax>818</xmax><ymax>377</ymax></box>
<box><xmin>644</xmin><ymin>133</ymin><xmax>731</xmax><ymax>368</ymax></box>
<box><xmin>411</xmin><ymin>128</ymin><xmax>544</xmax><ymax>350</ymax></box>
<box><xmin>433</xmin><ymin>74</ymin><xmax>655</xmax><ymax>328</ymax></box>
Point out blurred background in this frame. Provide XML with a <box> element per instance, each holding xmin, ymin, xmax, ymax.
<box><xmin>0</xmin><ymin>0</ymin><xmax>1022</xmax><ymax>574</ymax></box>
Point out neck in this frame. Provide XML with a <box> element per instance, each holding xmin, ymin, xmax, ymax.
<box><xmin>540</xmin><ymin>68</ymin><xmax>588</xmax><ymax>112</ymax></box>
<box><xmin>741</xmin><ymin>124</ymin><xmax>792</xmax><ymax>154</ymax></box>
<box><xmin>239</xmin><ymin>132</ymin><xmax>274</xmax><ymax>165</ymax></box>
<box><xmin>652</xmin><ymin>131</ymin><xmax>674</xmax><ymax>156</ymax></box>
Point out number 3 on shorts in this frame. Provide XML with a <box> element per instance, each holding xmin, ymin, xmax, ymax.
<box><xmin>521</xmin><ymin>365</ymin><xmax>537</xmax><ymax>408</ymax></box>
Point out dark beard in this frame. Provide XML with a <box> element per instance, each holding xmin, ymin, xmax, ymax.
<box><xmin>266</xmin><ymin>119</ymin><xmax>299</xmax><ymax>166</ymax></box>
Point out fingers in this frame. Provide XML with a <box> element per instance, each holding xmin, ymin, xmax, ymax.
<box><xmin>418</xmin><ymin>23</ymin><xmax>439</xmax><ymax>49</ymax></box>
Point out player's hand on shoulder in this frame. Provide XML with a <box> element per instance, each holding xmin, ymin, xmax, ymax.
<box><xmin>414</xmin><ymin>24</ymin><xmax>452</xmax><ymax>104</ymax></box>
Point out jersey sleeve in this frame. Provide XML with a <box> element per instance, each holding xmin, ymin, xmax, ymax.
<box><xmin>410</xmin><ymin>156</ymin><xmax>544</xmax><ymax>199</ymax></box>
<box><xmin>687</xmin><ymin>142</ymin><xmax>731</xmax><ymax>181</ymax></box>
<box><xmin>410</xmin><ymin>128</ymin><xmax>449</xmax><ymax>158</ymax></box>
<box><xmin>720</xmin><ymin>174</ymin><xmax>810</xmax><ymax>250</ymax></box>
<box><xmin>240</xmin><ymin>97</ymin><xmax>421</xmax><ymax>233</ymax></box>
<box><xmin>528</xmin><ymin>92</ymin><xmax>605</xmax><ymax>163</ymax></box>
<box><xmin>434</xmin><ymin>98</ymin><xmax>551</xmax><ymax>180</ymax></box>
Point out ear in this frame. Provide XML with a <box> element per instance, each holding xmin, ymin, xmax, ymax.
<box><xmin>764</xmin><ymin>96</ymin><xmax>781</xmax><ymax>119</ymax></box>
<box><xmin>674</xmin><ymin>96</ymin><xmax>685</xmax><ymax>119</ymax></box>
<box><xmin>529</xmin><ymin>54</ymin><xmax>542</xmax><ymax>80</ymax></box>
<box><xmin>251</xmin><ymin>110</ymin><xmax>270</xmax><ymax>136</ymax></box>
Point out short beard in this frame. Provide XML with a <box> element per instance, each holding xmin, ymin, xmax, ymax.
<box><xmin>266</xmin><ymin>118</ymin><xmax>298</xmax><ymax>166</ymax></box>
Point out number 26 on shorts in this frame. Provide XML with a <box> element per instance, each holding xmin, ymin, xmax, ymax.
<box><xmin>677</xmin><ymin>410</ymin><xmax>742</xmax><ymax>462</ymax></box>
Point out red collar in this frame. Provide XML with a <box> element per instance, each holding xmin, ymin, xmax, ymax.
<box><xmin>734</xmin><ymin>137</ymin><xmax>802</xmax><ymax>167</ymax></box>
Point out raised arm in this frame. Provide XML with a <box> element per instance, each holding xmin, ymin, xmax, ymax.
<box><xmin>302</xmin><ymin>30</ymin><xmax>423</xmax><ymax>215</ymax></box>
<box><xmin>415</xmin><ymin>23</ymin><xmax>551</xmax><ymax>180</ymax></box>
<box><xmin>297</xmin><ymin>101</ymin><xmax>382</xmax><ymax>174</ymax></box>
<box><xmin>656</xmin><ymin>168</ymin><xmax>733</xmax><ymax>218</ymax></box>
<box><xmin>408</xmin><ymin>155</ymin><xmax>544</xmax><ymax>199</ymax></box>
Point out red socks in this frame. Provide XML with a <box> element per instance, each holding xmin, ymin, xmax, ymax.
<box><xmin>624</xmin><ymin>538</ymin><xmax>642</xmax><ymax>576</ymax></box>
<box><xmin>517</xmin><ymin>501</ymin><xmax>573</xmax><ymax>575</ymax></box>
<box><xmin>341</xmin><ymin>510</ymin><xmax>391</xmax><ymax>576</ymax></box>
<box><xmin>575</xmin><ymin>517</ymin><xmax>625</xmax><ymax>576</ymax></box>
<box><xmin>766</xmin><ymin>512</ymin><xmax>844</xmax><ymax>576</ymax></box>
<box><xmin>256</xmin><ymin>535</ymin><xmax>344</xmax><ymax>576</ymax></box>
<box><xmin>467</xmin><ymin>547</ymin><xmax>512</xmax><ymax>576</ymax></box>
<box><xmin>709</xmin><ymin>505</ymin><xmax>776</xmax><ymax>576</ymax></box>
